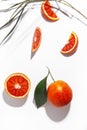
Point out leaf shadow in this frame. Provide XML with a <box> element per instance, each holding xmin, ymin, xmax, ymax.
<box><xmin>3</xmin><ymin>90</ymin><xmax>28</xmax><ymax>107</ymax></box>
<box><xmin>44</xmin><ymin>100</ymin><xmax>71</xmax><ymax>122</ymax></box>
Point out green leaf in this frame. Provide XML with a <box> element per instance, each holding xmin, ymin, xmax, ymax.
<box><xmin>34</xmin><ymin>76</ymin><xmax>47</xmax><ymax>108</ymax></box>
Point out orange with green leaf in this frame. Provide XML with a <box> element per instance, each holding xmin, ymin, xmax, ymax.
<box><xmin>34</xmin><ymin>68</ymin><xmax>73</xmax><ymax>108</ymax></box>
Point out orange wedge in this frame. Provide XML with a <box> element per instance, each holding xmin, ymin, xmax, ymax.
<box><xmin>60</xmin><ymin>32</ymin><xmax>78</xmax><ymax>56</ymax></box>
<box><xmin>32</xmin><ymin>27</ymin><xmax>42</xmax><ymax>52</ymax></box>
<box><xmin>41</xmin><ymin>0</ymin><xmax>59</xmax><ymax>21</ymax></box>
<box><xmin>4</xmin><ymin>73</ymin><xmax>31</xmax><ymax>99</ymax></box>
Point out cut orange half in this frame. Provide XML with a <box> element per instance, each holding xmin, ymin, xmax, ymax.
<box><xmin>41</xmin><ymin>0</ymin><xmax>59</xmax><ymax>21</ymax></box>
<box><xmin>4</xmin><ymin>73</ymin><xmax>31</xmax><ymax>99</ymax></box>
<box><xmin>32</xmin><ymin>27</ymin><xmax>42</xmax><ymax>52</ymax></box>
<box><xmin>60</xmin><ymin>32</ymin><xmax>78</xmax><ymax>56</ymax></box>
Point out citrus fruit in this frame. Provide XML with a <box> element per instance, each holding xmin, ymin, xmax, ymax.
<box><xmin>4</xmin><ymin>73</ymin><xmax>31</xmax><ymax>98</ymax></box>
<box><xmin>41</xmin><ymin>0</ymin><xmax>59</xmax><ymax>21</ymax></box>
<box><xmin>32</xmin><ymin>27</ymin><xmax>42</xmax><ymax>52</ymax></box>
<box><xmin>60</xmin><ymin>32</ymin><xmax>78</xmax><ymax>56</ymax></box>
<box><xmin>47</xmin><ymin>80</ymin><xmax>73</xmax><ymax>107</ymax></box>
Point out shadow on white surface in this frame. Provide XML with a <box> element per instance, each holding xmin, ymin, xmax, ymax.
<box><xmin>3</xmin><ymin>90</ymin><xmax>28</xmax><ymax>107</ymax></box>
<box><xmin>44</xmin><ymin>100</ymin><xmax>71</xmax><ymax>122</ymax></box>
<box><xmin>30</xmin><ymin>51</ymin><xmax>36</xmax><ymax>59</ymax></box>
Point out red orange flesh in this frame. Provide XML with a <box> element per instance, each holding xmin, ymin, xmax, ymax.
<box><xmin>41</xmin><ymin>0</ymin><xmax>59</xmax><ymax>21</ymax></box>
<box><xmin>60</xmin><ymin>32</ymin><xmax>78</xmax><ymax>56</ymax></box>
<box><xmin>4</xmin><ymin>73</ymin><xmax>31</xmax><ymax>99</ymax></box>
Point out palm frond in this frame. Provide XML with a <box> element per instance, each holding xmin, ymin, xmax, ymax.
<box><xmin>0</xmin><ymin>3</ymin><xmax>28</xmax><ymax>45</ymax></box>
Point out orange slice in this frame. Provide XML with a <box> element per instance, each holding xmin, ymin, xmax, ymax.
<box><xmin>41</xmin><ymin>0</ymin><xmax>59</xmax><ymax>21</ymax></box>
<box><xmin>60</xmin><ymin>32</ymin><xmax>78</xmax><ymax>56</ymax></box>
<box><xmin>4</xmin><ymin>73</ymin><xmax>31</xmax><ymax>99</ymax></box>
<box><xmin>32</xmin><ymin>27</ymin><xmax>42</xmax><ymax>52</ymax></box>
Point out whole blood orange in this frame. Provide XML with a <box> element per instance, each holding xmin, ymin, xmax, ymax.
<box><xmin>4</xmin><ymin>73</ymin><xmax>31</xmax><ymax>98</ymax></box>
<box><xmin>32</xmin><ymin>27</ymin><xmax>42</xmax><ymax>52</ymax></box>
<box><xmin>60</xmin><ymin>32</ymin><xmax>78</xmax><ymax>56</ymax></box>
<box><xmin>41</xmin><ymin>0</ymin><xmax>59</xmax><ymax>21</ymax></box>
<box><xmin>47</xmin><ymin>80</ymin><xmax>73</xmax><ymax>107</ymax></box>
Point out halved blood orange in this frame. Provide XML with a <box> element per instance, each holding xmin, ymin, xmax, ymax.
<box><xmin>32</xmin><ymin>27</ymin><xmax>42</xmax><ymax>52</ymax></box>
<box><xmin>4</xmin><ymin>73</ymin><xmax>31</xmax><ymax>98</ymax></box>
<box><xmin>60</xmin><ymin>32</ymin><xmax>78</xmax><ymax>56</ymax></box>
<box><xmin>41</xmin><ymin>0</ymin><xmax>59</xmax><ymax>21</ymax></box>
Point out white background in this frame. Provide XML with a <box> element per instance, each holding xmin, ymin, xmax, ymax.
<box><xmin>0</xmin><ymin>0</ymin><xmax>87</xmax><ymax>130</ymax></box>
